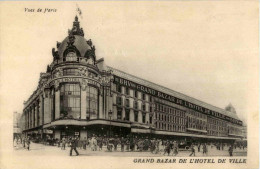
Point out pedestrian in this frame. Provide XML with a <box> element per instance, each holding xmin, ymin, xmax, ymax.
<box><xmin>69</xmin><ymin>137</ymin><xmax>79</xmax><ymax>156</ymax></box>
<box><xmin>198</xmin><ymin>143</ymin><xmax>201</xmax><ymax>152</ymax></box>
<box><xmin>121</xmin><ymin>137</ymin><xmax>125</xmax><ymax>152</ymax></box>
<box><xmin>26</xmin><ymin>137</ymin><xmax>31</xmax><ymax>151</ymax></box>
<box><xmin>155</xmin><ymin>139</ymin><xmax>159</xmax><ymax>154</ymax></box>
<box><xmin>114</xmin><ymin>137</ymin><xmax>119</xmax><ymax>151</ymax></box>
<box><xmin>57</xmin><ymin>139</ymin><xmax>60</xmax><ymax>148</ymax></box>
<box><xmin>61</xmin><ymin>137</ymin><xmax>66</xmax><ymax>150</ymax></box>
<box><xmin>163</xmin><ymin>141</ymin><xmax>171</xmax><ymax>156</ymax></box>
<box><xmin>126</xmin><ymin>137</ymin><xmax>130</xmax><ymax>152</ymax></box>
<box><xmin>189</xmin><ymin>144</ymin><xmax>195</xmax><ymax>156</ymax></box>
<box><xmin>83</xmin><ymin>137</ymin><xmax>87</xmax><ymax>150</ymax></box>
<box><xmin>22</xmin><ymin>137</ymin><xmax>25</xmax><ymax>148</ymax></box>
<box><xmin>98</xmin><ymin>137</ymin><xmax>103</xmax><ymax>151</ymax></box>
<box><xmin>228</xmin><ymin>145</ymin><xmax>233</xmax><ymax>156</ymax></box>
<box><xmin>107</xmin><ymin>138</ymin><xmax>113</xmax><ymax>152</ymax></box>
<box><xmin>130</xmin><ymin>137</ymin><xmax>134</xmax><ymax>151</ymax></box>
<box><xmin>150</xmin><ymin>139</ymin><xmax>155</xmax><ymax>154</ymax></box>
<box><xmin>202</xmin><ymin>143</ymin><xmax>207</xmax><ymax>156</ymax></box>
<box><xmin>172</xmin><ymin>141</ymin><xmax>178</xmax><ymax>156</ymax></box>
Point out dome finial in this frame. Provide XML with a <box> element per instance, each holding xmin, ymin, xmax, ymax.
<box><xmin>70</xmin><ymin>15</ymin><xmax>84</xmax><ymax>37</ymax></box>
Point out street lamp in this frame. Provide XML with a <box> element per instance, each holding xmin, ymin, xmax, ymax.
<box><xmin>108</xmin><ymin>110</ymin><xmax>112</xmax><ymax>138</ymax></box>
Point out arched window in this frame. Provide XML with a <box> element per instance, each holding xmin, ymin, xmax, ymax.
<box><xmin>66</xmin><ymin>52</ymin><xmax>78</xmax><ymax>61</ymax></box>
<box><xmin>60</xmin><ymin>83</ymin><xmax>81</xmax><ymax>119</ymax></box>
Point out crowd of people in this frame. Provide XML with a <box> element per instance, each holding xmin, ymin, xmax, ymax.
<box><xmin>14</xmin><ymin>135</ymin><xmax>246</xmax><ymax>157</ymax></box>
<box><xmin>13</xmin><ymin>136</ymin><xmax>31</xmax><ymax>150</ymax></box>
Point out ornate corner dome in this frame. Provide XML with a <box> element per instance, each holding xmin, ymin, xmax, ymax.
<box><xmin>51</xmin><ymin>16</ymin><xmax>97</xmax><ymax>65</ymax></box>
<box><xmin>225</xmin><ymin>103</ymin><xmax>236</xmax><ymax>114</ymax></box>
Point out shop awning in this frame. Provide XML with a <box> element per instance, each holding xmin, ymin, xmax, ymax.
<box><xmin>43</xmin><ymin>119</ymin><xmax>131</xmax><ymax>129</ymax></box>
<box><xmin>187</xmin><ymin>128</ymin><xmax>207</xmax><ymax>133</ymax></box>
<box><xmin>131</xmin><ymin>128</ymin><xmax>151</xmax><ymax>134</ymax></box>
<box><xmin>154</xmin><ymin>130</ymin><xmax>241</xmax><ymax>140</ymax></box>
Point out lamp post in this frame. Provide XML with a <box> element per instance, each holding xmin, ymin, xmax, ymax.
<box><xmin>108</xmin><ymin>110</ymin><xmax>112</xmax><ymax>138</ymax></box>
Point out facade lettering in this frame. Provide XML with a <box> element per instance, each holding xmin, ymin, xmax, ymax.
<box><xmin>114</xmin><ymin>75</ymin><xmax>242</xmax><ymax>126</ymax></box>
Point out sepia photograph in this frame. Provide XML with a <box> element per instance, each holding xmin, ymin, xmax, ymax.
<box><xmin>0</xmin><ymin>1</ymin><xmax>258</xmax><ymax>169</ymax></box>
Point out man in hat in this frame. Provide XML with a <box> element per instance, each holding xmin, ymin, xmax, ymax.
<box><xmin>26</xmin><ymin>137</ymin><xmax>31</xmax><ymax>151</ymax></box>
<box><xmin>189</xmin><ymin>144</ymin><xmax>196</xmax><ymax>156</ymax></box>
<box><xmin>228</xmin><ymin>145</ymin><xmax>233</xmax><ymax>156</ymax></box>
<box><xmin>120</xmin><ymin>137</ymin><xmax>125</xmax><ymax>152</ymax></box>
<box><xmin>69</xmin><ymin>137</ymin><xmax>79</xmax><ymax>156</ymax></box>
<box><xmin>172</xmin><ymin>141</ymin><xmax>178</xmax><ymax>156</ymax></box>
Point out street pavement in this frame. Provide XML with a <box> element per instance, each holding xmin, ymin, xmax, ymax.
<box><xmin>13</xmin><ymin>142</ymin><xmax>247</xmax><ymax>157</ymax></box>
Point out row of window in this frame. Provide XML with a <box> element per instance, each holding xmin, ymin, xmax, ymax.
<box><xmin>208</xmin><ymin>130</ymin><xmax>221</xmax><ymax>136</ymax></box>
<box><xmin>187</xmin><ymin>117</ymin><xmax>206</xmax><ymax>126</ymax></box>
<box><xmin>116</xmin><ymin>84</ymin><xmax>153</xmax><ymax>102</ymax></box>
<box><xmin>229</xmin><ymin>126</ymin><xmax>242</xmax><ymax>135</ymax></box>
<box><xmin>187</xmin><ymin>123</ymin><xmax>207</xmax><ymax>131</ymax></box>
<box><xmin>156</xmin><ymin>122</ymin><xmax>186</xmax><ymax>132</ymax></box>
<box><xmin>208</xmin><ymin>117</ymin><xmax>228</xmax><ymax>127</ymax></box>
<box><xmin>116</xmin><ymin>97</ymin><xmax>153</xmax><ymax>112</ymax></box>
<box><xmin>24</xmin><ymin>103</ymin><xmax>41</xmax><ymax>129</ymax></box>
<box><xmin>156</xmin><ymin>113</ymin><xmax>186</xmax><ymax>125</ymax></box>
<box><xmin>155</xmin><ymin>103</ymin><xmax>185</xmax><ymax>117</ymax></box>
<box><xmin>52</xmin><ymin>83</ymin><xmax>99</xmax><ymax>120</ymax></box>
<box><xmin>188</xmin><ymin>110</ymin><xmax>207</xmax><ymax>119</ymax></box>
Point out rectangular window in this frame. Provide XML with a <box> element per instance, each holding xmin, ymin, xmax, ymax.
<box><xmin>149</xmin><ymin>96</ymin><xmax>153</xmax><ymax>102</ymax></box>
<box><xmin>134</xmin><ymin>101</ymin><xmax>138</xmax><ymax>109</ymax></box>
<box><xmin>125</xmin><ymin>99</ymin><xmax>130</xmax><ymax>107</ymax></box>
<box><xmin>142</xmin><ymin>113</ymin><xmax>146</xmax><ymax>123</ymax></box>
<box><xmin>125</xmin><ymin>87</ymin><xmax>129</xmax><ymax>95</ymax></box>
<box><xmin>149</xmin><ymin>115</ymin><xmax>152</xmax><ymax>124</ymax></box>
<box><xmin>116</xmin><ymin>84</ymin><xmax>122</xmax><ymax>93</ymax></box>
<box><xmin>86</xmin><ymin>86</ymin><xmax>98</xmax><ymax>120</ymax></box>
<box><xmin>60</xmin><ymin>83</ymin><xmax>81</xmax><ymax>119</ymax></box>
<box><xmin>116</xmin><ymin>97</ymin><xmax>122</xmax><ymax>105</ymax></box>
<box><xmin>142</xmin><ymin>93</ymin><xmax>146</xmax><ymax>100</ymax></box>
<box><xmin>134</xmin><ymin>111</ymin><xmax>138</xmax><ymax>122</ymax></box>
<box><xmin>51</xmin><ymin>88</ymin><xmax>55</xmax><ymax>121</ymax></box>
<box><xmin>125</xmin><ymin>109</ymin><xmax>130</xmax><ymax>121</ymax></box>
<box><xmin>150</xmin><ymin>106</ymin><xmax>152</xmax><ymax>112</ymax></box>
<box><xmin>142</xmin><ymin>104</ymin><xmax>146</xmax><ymax>111</ymax></box>
<box><xmin>117</xmin><ymin>108</ymin><xmax>122</xmax><ymax>120</ymax></box>
<box><xmin>135</xmin><ymin>90</ymin><xmax>138</xmax><ymax>98</ymax></box>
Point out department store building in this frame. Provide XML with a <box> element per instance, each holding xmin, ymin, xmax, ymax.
<box><xmin>20</xmin><ymin>16</ymin><xmax>243</xmax><ymax>141</ymax></box>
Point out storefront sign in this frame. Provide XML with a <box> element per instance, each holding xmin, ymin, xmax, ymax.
<box><xmin>114</xmin><ymin>75</ymin><xmax>242</xmax><ymax>126</ymax></box>
<box><xmin>50</xmin><ymin>77</ymin><xmax>100</xmax><ymax>88</ymax></box>
<box><xmin>43</xmin><ymin>129</ymin><xmax>53</xmax><ymax>134</ymax></box>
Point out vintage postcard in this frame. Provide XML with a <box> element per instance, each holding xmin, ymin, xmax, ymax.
<box><xmin>0</xmin><ymin>1</ymin><xmax>258</xmax><ymax>169</ymax></box>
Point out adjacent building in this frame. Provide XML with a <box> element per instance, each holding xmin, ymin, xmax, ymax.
<box><xmin>20</xmin><ymin>16</ymin><xmax>243</xmax><ymax>142</ymax></box>
<box><xmin>13</xmin><ymin>112</ymin><xmax>22</xmax><ymax>139</ymax></box>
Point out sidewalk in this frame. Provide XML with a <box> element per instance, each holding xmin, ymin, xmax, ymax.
<box><xmin>13</xmin><ymin>142</ymin><xmax>247</xmax><ymax>157</ymax></box>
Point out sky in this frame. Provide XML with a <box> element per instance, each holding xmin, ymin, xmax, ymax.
<box><xmin>0</xmin><ymin>1</ymin><xmax>258</xmax><ymax>127</ymax></box>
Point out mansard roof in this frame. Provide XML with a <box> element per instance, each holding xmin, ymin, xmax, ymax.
<box><xmin>108</xmin><ymin>66</ymin><xmax>241</xmax><ymax>120</ymax></box>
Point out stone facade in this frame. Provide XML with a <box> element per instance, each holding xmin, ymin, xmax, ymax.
<box><xmin>20</xmin><ymin>16</ymin><xmax>243</xmax><ymax>141</ymax></box>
